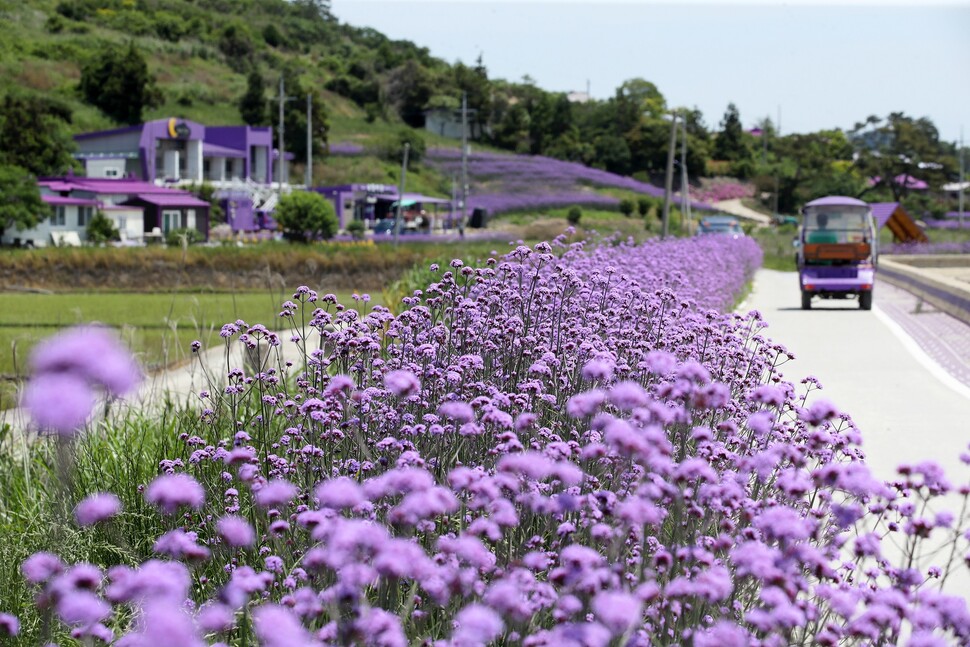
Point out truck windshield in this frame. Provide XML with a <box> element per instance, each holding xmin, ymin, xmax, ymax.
<box><xmin>804</xmin><ymin>209</ymin><xmax>869</xmax><ymax>243</ymax></box>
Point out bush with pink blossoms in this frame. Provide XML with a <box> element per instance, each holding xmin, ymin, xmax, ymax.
<box><xmin>3</xmin><ymin>233</ymin><xmax>970</xmax><ymax>645</ymax></box>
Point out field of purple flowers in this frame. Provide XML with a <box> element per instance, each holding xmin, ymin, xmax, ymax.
<box><xmin>424</xmin><ymin>149</ymin><xmax>715</xmax><ymax>216</ymax></box>
<box><xmin>3</xmin><ymin>233</ymin><xmax>970</xmax><ymax>645</ymax></box>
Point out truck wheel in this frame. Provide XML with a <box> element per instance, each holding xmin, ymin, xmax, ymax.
<box><xmin>801</xmin><ymin>290</ymin><xmax>812</xmax><ymax>310</ymax></box>
<box><xmin>859</xmin><ymin>291</ymin><xmax>872</xmax><ymax>310</ymax></box>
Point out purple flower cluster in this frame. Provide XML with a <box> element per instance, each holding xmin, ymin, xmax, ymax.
<box><xmin>21</xmin><ymin>326</ymin><xmax>142</xmax><ymax>437</ymax></box>
<box><xmin>688</xmin><ymin>179</ymin><xmax>754</xmax><ymax>205</ymax></box>
<box><xmin>883</xmin><ymin>241</ymin><xmax>970</xmax><ymax>255</ymax></box>
<box><xmin>923</xmin><ymin>219</ymin><xmax>970</xmax><ymax>230</ymax></box>
<box><xmin>10</xmin><ymin>233</ymin><xmax>970</xmax><ymax>645</ymax></box>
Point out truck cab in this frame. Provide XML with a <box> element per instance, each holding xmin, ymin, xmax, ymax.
<box><xmin>798</xmin><ymin>196</ymin><xmax>878</xmax><ymax>310</ymax></box>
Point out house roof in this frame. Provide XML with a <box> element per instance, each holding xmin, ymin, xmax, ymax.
<box><xmin>41</xmin><ymin>195</ymin><xmax>100</xmax><ymax>207</ymax></box>
<box><xmin>127</xmin><ymin>193</ymin><xmax>211</xmax><ymax>208</ymax></box>
<box><xmin>204</xmin><ymin>142</ymin><xmax>247</xmax><ymax>158</ymax></box>
<box><xmin>40</xmin><ymin>181</ymin><xmax>76</xmax><ymax>192</ymax></box>
<box><xmin>40</xmin><ymin>177</ymin><xmax>186</xmax><ymax>195</ymax></box>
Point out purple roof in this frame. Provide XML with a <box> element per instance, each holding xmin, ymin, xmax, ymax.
<box><xmin>804</xmin><ymin>196</ymin><xmax>869</xmax><ymax>208</ymax></box>
<box><xmin>73</xmin><ymin>124</ymin><xmax>142</xmax><ymax>141</ymax></box>
<box><xmin>204</xmin><ymin>142</ymin><xmax>247</xmax><ymax>159</ymax></box>
<box><xmin>869</xmin><ymin>202</ymin><xmax>899</xmax><ymax>229</ymax></box>
<box><xmin>41</xmin><ymin>195</ymin><xmax>100</xmax><ymax>206</ymax></box>
<box><xmin>39</xmin><ymin>177</ymin><xmax>184</xmax><ymax>195</ymax></box>
<box><xmin>40</xmin><ymin>181</ymin><xmax>76</xmax><ymax>192</ymax></box>
<box><xmin>129</xmin><ymin>193</ymin><xmax>211</xmax><ymax>208</ymax></box>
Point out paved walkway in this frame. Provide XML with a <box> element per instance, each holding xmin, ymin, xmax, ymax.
<box><xmin>711</xmin><ymin>198</ymin><xmax>773</xmax><ymax>225</ymax></box>
<box><xmin>876</xmin><ymin>279</ymin><xmax>970</xmax><ymax>390</ymax></box>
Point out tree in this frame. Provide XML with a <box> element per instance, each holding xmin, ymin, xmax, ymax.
<box><xmin>86</xmin><ymin>211</ymin><xmax>120</xmax><ymax>244</ymax></box>
<box><xmin>274</xmin><ymin>191</ymin><xmax>338</xmax><ymax>243</ymax></box>
<box><xmin>617</xmin><ymin>78</ymin><xmax>667</xmax><ymax>120</ymax></box>
<box><xmin>385</xmin><ymin>60</ymin><xmax>434</xmax><ymax>128</ymax></box>
<box><xmin>239</xmin><ymin>70</ymin><xmax>268</xmax><ymax>126</ymax></box>
<box><xmin>0</xmin><ymin>164</ymin><xmax>45</xmax><ymax>235</ymax></box>
<box><xmin>218</xmin><ymin>22</ymin><xmax>255</xmax><ymax>72</ymax></box>
<box><xmin>850</xmin><ymin>112</ymin><xmax>955</xmax><ymax>201</ymax></box>
<box><xmin>79</xmin><ymin>42</ymin><xmax>160</xmax><ymax>125</ymax></box>
<box><xmin>713</xmin><ymin>102</ymin><xmax>749</xmax><ymax>163</ymax></box>
<box><xmin>493</xmin><ymin>103</ymin><xmax>530</xmax><ymax>153</ymax></box>
<box><xmin>0</xmin><ymin>94</ymin><xmax>77</xmax><ymax>176</ymax></box>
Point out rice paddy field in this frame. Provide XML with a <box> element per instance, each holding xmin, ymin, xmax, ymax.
<box><xmin>0</xmin><ymin>290</ymin><xmax>378</xmax><ymax>408</ymax></box>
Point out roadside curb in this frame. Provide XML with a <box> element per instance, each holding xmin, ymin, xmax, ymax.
<box><xmin>878</xmin><ymin>256</ymin><xmax>970</xmax><ymax>327</ymax></box>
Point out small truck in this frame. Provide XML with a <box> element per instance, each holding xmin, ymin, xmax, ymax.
<box><xmin>798</xmin><ymin>196</ymin><xmax>878</xmax><ymax>311</ymax></box>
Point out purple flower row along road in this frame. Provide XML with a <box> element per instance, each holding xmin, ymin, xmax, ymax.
<box><xmin>883</xmin><ymin>241</ymin><xmax>970</xmax><ymax>255</ymax></box>
<box><xmin>8</xmin><ymin>233</ymin><xmax>970</xmax><ymax>645</ymax></box>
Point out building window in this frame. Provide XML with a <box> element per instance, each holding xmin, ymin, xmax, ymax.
<box><xmin>104</xmin><ymin>168</ymin><xmax>120</xmax><ymax>178</ymax></box>
<box><xmin>78</xmin><ymin>207</ymin><xmax>93</xmax><ymax>227</ymax></box>
<box><xmin>162</xmin><ymin>210</ymin><xmax>183</xmax><ymax>233</ymax></box>
<box><xmin>50</xmin><ymin>205</ymin><xmax>66</xmax><ymax>227</ymax></box>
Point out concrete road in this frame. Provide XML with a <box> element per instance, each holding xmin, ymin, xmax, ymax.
<box><xmin>744</xmin><ymin>269</ymin><xmax>970</xmax><ymax>596</ymax></box>
<box><xmin>743</xmin><ymin>269</ymin><xmax>970</xmax><ymax>483</ymax></box>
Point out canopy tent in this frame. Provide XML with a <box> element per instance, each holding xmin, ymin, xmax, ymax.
<box><xmin>869</xmin><ymin>202</ymin><xmax>928</xmax><ymax>243</ymax></box>
<box><xmin>385</xmin><ymin>193</ymin><xmax>452</xmax><ymax>208</ymax></box>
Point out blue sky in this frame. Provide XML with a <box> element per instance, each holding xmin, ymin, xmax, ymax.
<box><xmin>331</xmin><ymin>0</ymin><xmax>970</xmax><ymax>144</ymax></box>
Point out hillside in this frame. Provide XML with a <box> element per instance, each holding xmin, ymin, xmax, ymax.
<box><xmin>2</xmin><ymin>1</ymin><xmax>959</xmax><ymax>221</ymax></box>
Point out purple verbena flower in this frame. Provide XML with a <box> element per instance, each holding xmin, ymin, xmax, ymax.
<box><xmin>144</xmin><ymin>474</ymin><xmax>205</xmax><ymax>515</ymax></box>
<box><xmin>74</xmin><ymin>492</ymin><xmax>122</xmax><ymax>526</ymax></box>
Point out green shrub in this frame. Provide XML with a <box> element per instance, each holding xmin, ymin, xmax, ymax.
<box><xmin>85</xmin><ymin>211</ymin><xmax>119</xmax><ymax>244</ymax></box>
<box><xmin>567</xmin><ymin>206</ymin><xmax>582</xmax><ymax>225</ymax></box>
<box><xmin>346</xmin><ymin>219</ymin><xmax>366</xmax><ymax>240</ymax></box>
<box><xmin>637</xmin><ymin>197</ymin><xmax>651</xmax><ymax>217</ymax></box>
<box><xmin>619</xmin><ymin>198</ymin><xmax>634</xmax><ymax>217</ymax></box>
<box><xmin>165</xmin><ymin>227</ymin><xmax>204</xmax><ymax>247</ymax></box>
<box><xmin>274</xmin><ymin>191</ymin><xmax>338</xmax><ymax>243</ymax></box>
<box><xmin>377</xmin><ymin>128</ymin><xmax>426</xmax><ymax>167</ymax></box>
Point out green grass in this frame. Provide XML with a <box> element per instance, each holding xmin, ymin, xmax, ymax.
<box><xmin>0</xmin><ymin>290</ymin><xmax>379</xmax><ymax>378</ymax></box>
<box><xmin>0</xmin><ymin>412</ymin><xmax>184</xmax><ymax>645</ymax></box>
<box><xmin>750</xmin><ymin>225</ymin><xmax>799</xmax><ymax>271</ymax></box>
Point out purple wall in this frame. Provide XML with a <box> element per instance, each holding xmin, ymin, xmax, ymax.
<box><xmin>206</xmin><ymin>126</ymin><xmax>274</xmax><ymax>183</ymax></box>
<box><xmin>137</xmin><ymin>119</ymin><xmax>205</xmax><ymax>182</ymax></box>
<box><xmin>222</xmin><ymin>191</ymin><xmax>256</xmax><ymax>231</ymax></box>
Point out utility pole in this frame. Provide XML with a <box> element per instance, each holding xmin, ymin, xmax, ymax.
<box><xmin>662</xmin><ymin>111</ymin><xmax>679</xmax><ymax>239</ymax></box>
<box><xmin>960</xmin><ymin>127</ymin><xmax>965</xmax><ymax>230</ymax></box>
<box><xmin>393</xmin><ymin>142</ymin><xmax>410</xmax><ymax>245</ymax></box>
<box><xmin>451</xmin><ymin>174</ymin><xmax>458</xmax><ymax>233</ymax></box>
<box><xmin>680</xmin><ymin>117</ymin><xmax>691</xmax><ymax>232</ymax></box>
<box><xmin>459</xmin><ymin>91</ymin><xmax>469</xmax><ymax>237</ymax></box>
<box><xmin>305</xmin><ymin>93</ymin><xmax>312</xmax><ymax>187</ymax></box>
<box><xmin>273</xmin><ymin>76</ymin><xmax>294</xmax><ymax>188</ymax></box>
